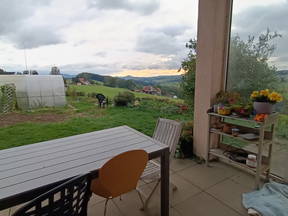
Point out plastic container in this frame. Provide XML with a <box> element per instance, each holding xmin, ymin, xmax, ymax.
<box><xmin>231</xmin><ymin>128</ymin><xmax>240</xmax><ymax>137</ymax></box>
<box><xmin>246</xmin><ymin>154</ymin><xmax>257</xmax><ymax>168</ymax></box>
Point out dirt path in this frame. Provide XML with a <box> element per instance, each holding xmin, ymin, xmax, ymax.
<box><xmin>0</xmin><ymin>113</ymin><xmax>68</xmax><ymax>127</ymax></box>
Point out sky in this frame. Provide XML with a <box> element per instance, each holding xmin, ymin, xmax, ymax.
<box><xmin>0</xmin><ymin>0</ymin><xmax>287</xmax><ymax>76</ymax></box>
<box><xmin>232</xmin><ymin>0</ymin><xmax>288</xmax><ymax>70</ymax></box>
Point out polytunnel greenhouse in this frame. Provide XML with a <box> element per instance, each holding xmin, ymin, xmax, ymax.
<box><xmin>0</xmin><ymin>75</ymin><xmax>66</xmax><ymax>110</ymax></box>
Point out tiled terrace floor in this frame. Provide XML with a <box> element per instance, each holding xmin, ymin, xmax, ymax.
<box><xmin>1</xmin><ymin>159</ymin><xmax>255</xmax><ymax>216</ymax></box>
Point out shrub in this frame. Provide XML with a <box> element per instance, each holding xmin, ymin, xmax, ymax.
<box><xmin>114</xmin><ymin>91</ymin><xmax>135</xmax><ymax>106</ymax></box>
<box><xmin>179</xmin><ymin>121</ymin><xmax>194</xmax><ymax>158</ymax></box>
<box><xmin>276</xmin><ymin>115</ymin><xmax>288</xmax><ymax>139</ymax></box>
<box><xmin>76</xmin><ymin>91</ymin><xmax>86</xmax><ymax>97</ymax></box>
<box><xmin>66</xmin><ymin>88</ymin><xmax>77</xmax><ymax>98</ymax></box>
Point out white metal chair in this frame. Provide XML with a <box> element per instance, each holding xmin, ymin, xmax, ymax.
<box><xmin>140</xmin><ymin>118</ymin><xmax>183</xmax><ymax>210</ymax></box>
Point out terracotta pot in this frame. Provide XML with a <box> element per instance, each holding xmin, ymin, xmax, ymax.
<box><xmin>223</xmin><ymin>124</ymin><xmax>232</xmax><ymax>134</ymax></box>
<box><xmin>253</xmin><ymin>102</ymin><xmax>273</xmax><ymax>114</ymax></box>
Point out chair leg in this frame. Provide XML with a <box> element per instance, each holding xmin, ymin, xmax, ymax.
<box><xmin>104</xmin><ymin>198</ymin><xmax>110</xmax><ymax>216</ymax></box>
<box><xmin>136</xmin><ymin>189</ymin><xmax>145</xmax><ymax>209</ymax></box>
<box><xmin>142</xmin><ymin>179</ymin><xmax>161</xmax><ymax>210</ymax></box>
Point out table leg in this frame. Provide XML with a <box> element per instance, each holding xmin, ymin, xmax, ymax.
<box><xmin>161</xmin><ymin>148</ymin><xmax>169</xmax><ymax>216</ymax></box>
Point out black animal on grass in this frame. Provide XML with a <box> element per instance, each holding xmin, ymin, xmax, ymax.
<box><xmin>96</xmin><ymin>93</ymin><xmax>108</xmax><ymax>108</ymax></box>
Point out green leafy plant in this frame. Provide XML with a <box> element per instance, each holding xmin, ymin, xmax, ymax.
<box><xmin>179</xmin><ymin>121</ymin><xmax>194</xmax><ymax>158</ymax></box>
<box><xmin>114</xmin><ymin>91</ymin><xmax>135</xmax><ymax>106</ymax></box>
<box><xmin>215</xmin><ymin>91</ymin><xmax>242</xmax><ymax>105</ymax></box>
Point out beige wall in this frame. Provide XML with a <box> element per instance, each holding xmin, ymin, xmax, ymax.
<box><xmin>193</xmin><ymin>0</ymin><xmax>232</xmax><ymax>158</ymax></box>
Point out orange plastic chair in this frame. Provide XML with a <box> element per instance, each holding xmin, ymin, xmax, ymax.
<box><xmin>90</xmin><ymin>150</ymin><xmax>148</xmax><ymax>216</ymax></box>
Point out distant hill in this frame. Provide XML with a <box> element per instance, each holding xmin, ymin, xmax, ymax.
<box><xmin>62</xmin><ymin>74</ymin><xmax>76</xmax><ymax>79</ymax></box>
<box><xmin>121</xmin><ymin>75</ymin><xmax>182</xmax><ymax>86</ymax></box>
<box><xmin>75</xmin><ymin>72</ymin><xmax>139</xmax><ymax>90</ymax></box>
<box><xmin>276</xmin><ymin>70</ymin><xmax>288</xmax><ymax>81</ymax></box>
<box><xmin>75</xmin><ymin>73</ymin><xmax>106</xmax><ymax>82</ymax></box>
<box><xmin>72</xmin><ymin>73</ymin><xmax>183</xmax><ymax>98</ymax></box>
<box><xmin>276</xmin><ymin>70</ymin><xmax>288</xmax><ymax>76</ymax></box>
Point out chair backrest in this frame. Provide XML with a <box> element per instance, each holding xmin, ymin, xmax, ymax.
<box><xmin>91</xmin><ymin>150</ymin><xmax>148</xmax><ymax>198</ymax></box>
<box><xmin>153</xmin><ymin>118</ymin><xmax>183</xmax><ymax>160</ymax></box>
<box><xmin>12</xmin><ymin>174</ymin><xmax>92</xmax><ymax>216</ymax></box>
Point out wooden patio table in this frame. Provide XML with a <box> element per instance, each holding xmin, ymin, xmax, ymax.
<box><xmin>0</xmin><ymin>126</ymin><xmax>169</xmax><ymax>216</ymax></box>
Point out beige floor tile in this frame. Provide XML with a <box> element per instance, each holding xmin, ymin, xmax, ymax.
<box><xmin>142</xmin><ymin>174</ymin><xmax>202</xmax><ymax>206</ymax></box>
<box><xmin>111</xmin><ymin>190</ymin><xmax>180</xmax><ymax>216</ymax></box>
<box><xmin>177</xmin><ymin>162</ymin><xmax>240</xmax><ymax>189</ymax></box>
<box><xmin>88</xmin><ymin>200</ymin><xmax>123</xmax><ymax>216</ymax></box>
<box><xmin>169</xmin><ymin>174</ymin><xmax>202</xmax><ymax>206</ymax></box>
<box><xmin>174</xmin><ymin>192</ymin><xmax>241</xmax><ymax>216</ymax></box>
<box><xmin>170</xmin><ymin>159</ymin><xmax>197</xmax><ymax>173</ymax></box>
<box><xmin>206</xmin><ymin>179</ymin><xmax>251</xmax><ymax>215</ymax></box>
<box><xmin>89</xmin><ymin>194</ymin><xmax>106</xmax><ymax>207</ymax></box>
<box><xmin>112</xmin><ymin>190</ymin><xmax>156</xmax><ymax>216</ymax></box>
<box><xmin>230</xmin><ymin>172</ymin><xmax>259</xmax><ymax>190</ymax></box>
<box><xmin>0</xmin><ymin>209</ymin><xmax>10</xmax><ymax>216</ymax></box>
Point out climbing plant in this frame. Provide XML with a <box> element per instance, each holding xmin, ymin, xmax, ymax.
<box><xmin>0</xmin><ymin>84</ymin><xmax>17</xmax><ymax>114</ymax></box>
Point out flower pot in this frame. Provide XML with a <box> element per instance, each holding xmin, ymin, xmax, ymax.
<box><xmin>253</xmin><ymin>102</ymin><xmax>273</xmax><ymax>114</ymax></box>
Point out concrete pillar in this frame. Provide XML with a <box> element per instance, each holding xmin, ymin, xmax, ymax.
<box><xmin>193</xmin><ymin>0</ymin><xmax>232</xmax><ymax>158</ymax></box>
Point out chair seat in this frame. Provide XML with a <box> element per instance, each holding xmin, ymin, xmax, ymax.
<box><xmin>141</xmin><ymin>160</ymin><xmax>160</xmax><ymax>180</ymax></box>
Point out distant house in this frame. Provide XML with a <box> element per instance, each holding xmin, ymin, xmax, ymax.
<box><xmin>142</xmin><ymin>86</ymin><xmax>161</xmax><ymax>95</ymax></box>
<box><xmin>77</xmin><ymin>77</ymin><xmax>90</xmax><ymax>85</ymax></box>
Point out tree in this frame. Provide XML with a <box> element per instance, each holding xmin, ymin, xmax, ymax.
<box><xmin>227</xmin><ymin>29</ymin><xmax>281</xmax><ymax>97</ymax></box>
<box><xmin>50</xmin><ymin>66</ymin><xmax>60</xmax><ymax>75</ymax></box>
<box><xmin>180</xmin><ymin>39</ymin><xmax>197</xmax><ymax>107</ymax></box>
<box><xmin>31</xmin><ymin>70</ymin><xmax>38</xmax><ymax>75</ymax></box>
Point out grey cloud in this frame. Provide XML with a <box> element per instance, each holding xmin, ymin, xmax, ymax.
<box><xmin>0</xmin><ymin>0</ymin><xmax>63</xmax><ymax>49</ymax></box>
<box><xmin>73</xmin><ymin>40</ymin><xmax>88</xmax><ymax>47</ymax></box>
<box><xmin>93</xmin><ymin>51</ymin><xmax>107</xmax><ymax>57</ymax></box>
<box><xmin>136</xmin><ymin>32</ymin><xmax>181</xmax><ymax>55</ymax></box>
<box><xmin>150</xmin><ymin>25</ymin><xmax>189</xmax><ymax>37</ymax></box>
<box><xmin>59</xmin><ymin>63</ymin><xmax>120</xmax><ymax>75</ymax></box>
<box><xmin>9</xmin><ymin>26</ymin><xmax>63</xmax><ymax>49</ymax></box>
<box><xmin>121</xmin><ymin>54</ymin><xmax>184</xmax><ymax>71</ymax></box>
<box><xmin>274</xmin><ymin>55</ymin><xmax>288</xmax><ymax>62</ymax></box>
<box><xmin>88</xmin><ymin>0</ymin><xmax>159</xmax><ymax>15</ymax></box>
<box><xmin>232</xmin><ymin>1</ymin><xmax>288</xmax><ymax>69</ymax></box>
<box><xmin>135</xmin><ymin>25</ymin><xmax>190</xmax><ymax>55</ymax></box>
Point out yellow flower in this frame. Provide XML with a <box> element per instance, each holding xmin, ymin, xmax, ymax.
<box><xmin>250</xmin><ymin>91</ymin><xmax>259</xmax><ymax>99</ymax></box>
<box><xmin>268</xmin><ymin>92</ymin><xmax>283</xmax><ymax>102</ymax></box>
<box><xmin>276</xmin><ymin>94</ymin><xmax>283</xmax><ymax>102</ymax></box>
<box><xmin>260</xmin><ymin>89</ymin><xmax>270</xmax><ymax>97</ymax></box>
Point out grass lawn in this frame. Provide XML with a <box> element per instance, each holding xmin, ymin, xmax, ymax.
<box><xmin>70</xmin><ymin>85</ymin><xmax>182</xmax><ymax>103</ymax></box>
<box><xmin>0</xmin><ymin>96</ymin><xmax>192</xmax><ymax>150</ymax></box>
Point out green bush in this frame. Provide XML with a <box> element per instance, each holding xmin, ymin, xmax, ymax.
<box><xmin>276</xmin><ymin>114</ymin><xmax>288</xmax><ymax>139</ymax></box>
<box><xmin>114</xmin><ymin>91</ymin><xmax>135</xmax><ymax>106</ymax></box>
<box><xmin>179</xmin><ymin>121</ymin><xmax>194</xmax><ymax>158</ymax></box>
<box><xmin>66</xmin><ymin>88</ymin><xmax>77</xmax><ymax>97</ymax></box>
<box><xmin>76</xmin><ymin>91</ymin><xmax>86</xmax><ymax>97</ymax></box>
<box><xmin>134</xmin><ymin>98</ymin><xmax>186</xmax><ymax>115</ymax></box>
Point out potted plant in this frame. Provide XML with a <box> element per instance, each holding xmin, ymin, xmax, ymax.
<box><xmin>250</xmin><ymin>89</ymin><xmax>283</xmax><ymax>114</ymax></box>
<box><xmin>214</xmin><ymin>91</ymin><xmax>241</xmax><ymax>115</ymax></box>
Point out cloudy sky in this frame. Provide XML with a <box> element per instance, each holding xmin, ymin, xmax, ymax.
<box><xmin>0</xmin><ymin>0</ymin><xmax>287</xmax><ymax>76</ymax></box>
<box><xmin>0</xmin><ymin>0</ymin><xmax>197</xmax><ymax>76</ymax></box>
<box><xmin>232</xmin><ymin>0</ymin><xmax>288</xmax><ymax>70</ymax></box>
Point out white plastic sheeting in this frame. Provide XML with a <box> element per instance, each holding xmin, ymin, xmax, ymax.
<box><xmin>0</xmin><ymin>75</ymin><xmax>66</xmax><ymax>109</ymax></box>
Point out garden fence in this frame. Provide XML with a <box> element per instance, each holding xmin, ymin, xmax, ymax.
<box><xmin>0</xmin><ymin>84</ymin><xmax>16</xmax><ymax>114</ymax></box>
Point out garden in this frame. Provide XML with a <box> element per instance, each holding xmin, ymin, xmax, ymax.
<box><xmin>0</xmin><ymin>85</ymin><xmax>192</xmax><ymax>151</ymax></box>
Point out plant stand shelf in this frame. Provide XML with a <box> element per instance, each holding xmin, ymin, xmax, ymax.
<box><xmin>206</xmin><ymin>112</ymin><xmax>278</xmax><ymax>189</ymax></box>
